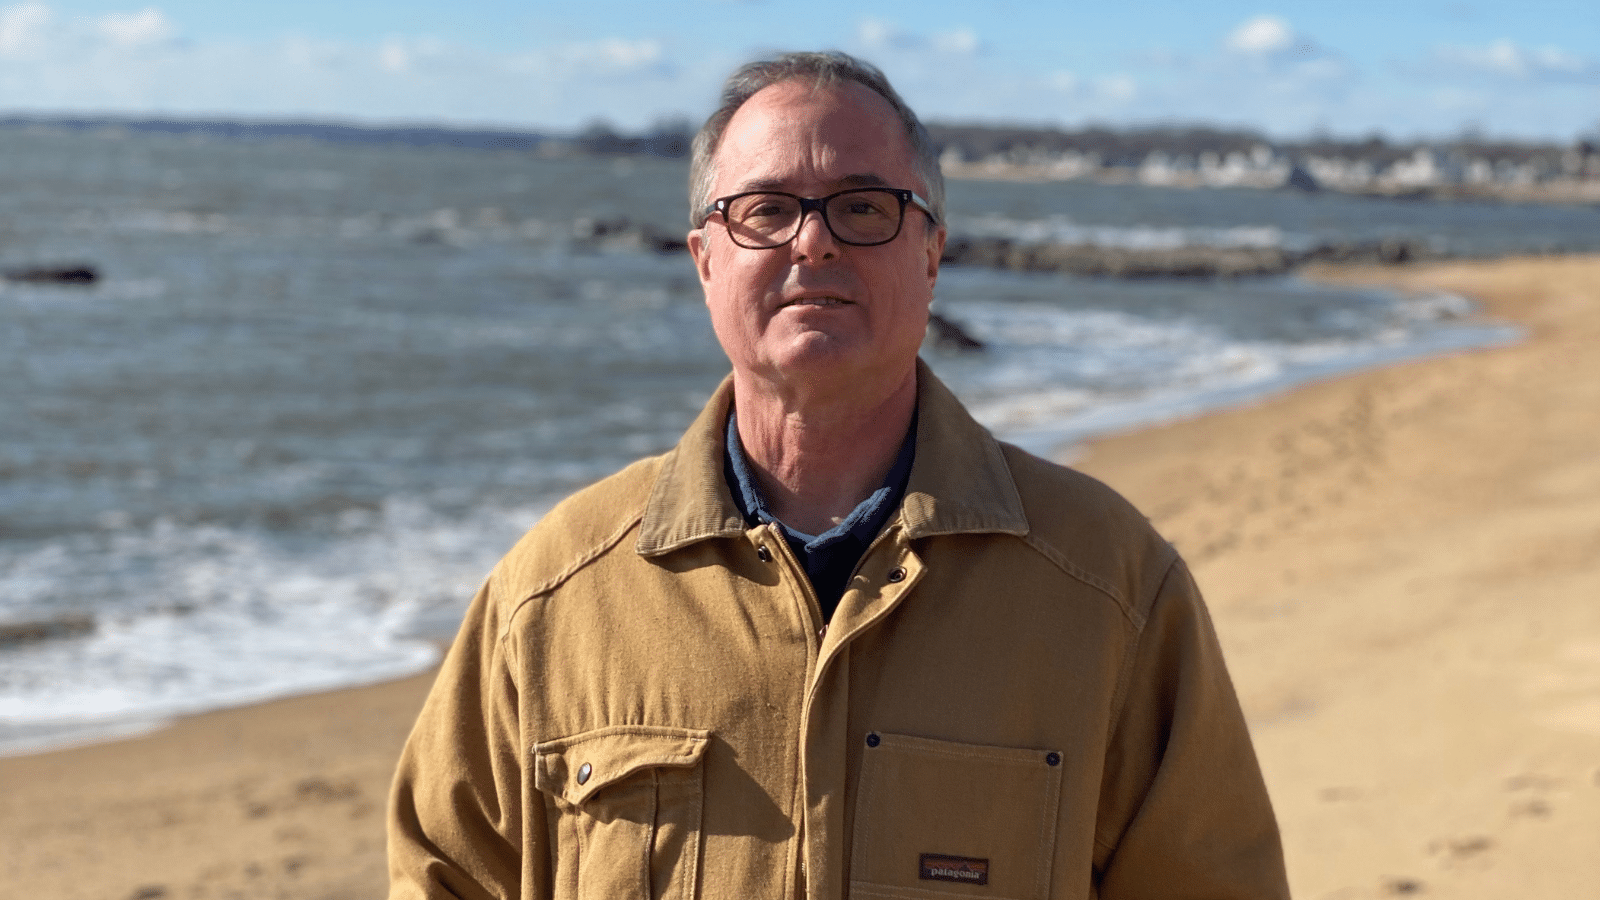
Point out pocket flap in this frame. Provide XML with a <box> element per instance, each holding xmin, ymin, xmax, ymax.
<box><xmin>851</xmin><ymin>732</ymin><xmax>1063</xmax><ymax>899</ymax></box>
<box><xmin>534</xmin><ymin>725</ymin><xmax>710</xmax><ymax>806</ymax></box>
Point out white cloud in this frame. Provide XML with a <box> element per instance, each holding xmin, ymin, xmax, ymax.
<box><xmin>1437</xmin><ymin>39</ymin><xmax>1598</xmax><ymax>81</ymax></box>
<box><xmin>857</xmin><ymin>18</ymin><xmax>980</xmax><ymax>56</ymax></box>
<box><xmin>931</xmin><ymin>27</ymin><xmax>979</xmax><ymax>56</ymax></box>
<box><xmin>1297</xmin><ymin>57</ymin><xmax>1349</xmax><ymax>80</ymax></box>
<box><xmin>280</xmin><ymin>34</ymin><xmax>349</xmax><ymax>70</ymax></box>
<box><xmin>1096</xmin><ymin>75</ymin><xmax>1138</xmax><ymax>103</ymax></box>
<box><xmin>858</xmin><ymin>17</ymin><xmax>911</xmax><ymax>51</ymax></box>
<box><xmin>520</xmin><ymin>37</ymin><xmax>667</xmax><ymax>75</ymax></box>
<box><xmin>1226</xmin><ymin>15</ymin><xmax>1294</xmax><ymax>55</ymax></box>
<box><xmin>0</xmin><ymin>2</ymin><xmax>52</xmax><ymax>58</ymax></box>
<box><xmin>95</xmin><ymin>7</ymin><xmax>171</xmax><ymax>47</ymax></box>
<box><xmin>376</xmin><ymin>36</ymin><xmax>449</xmax><ymax>74</ymax></box>
<box><xmin>1220</xmin><ymin>14</ymin><xmax>1338</xmax><ymax>75</ymax></box>
<box><xmin>588</xmin><ymin>38</ymin><xmax>664</xmax><ymax>70</ymax></box>
<box><xmin>379</xmin><ymin>38</ymin><xmax>409</xmax><ymax>73</ymax></box>
<box><xmin>2</xmin><ymin>4</ymin><xmax>177</xmax><ymax>57</ymax></box>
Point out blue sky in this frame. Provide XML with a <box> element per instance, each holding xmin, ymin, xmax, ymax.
<box><xmin>1</xmin><ymin>1</ymin><xmax>1596</xmax><ymax>140</ymax></box>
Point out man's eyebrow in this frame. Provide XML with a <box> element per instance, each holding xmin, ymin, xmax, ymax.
<box><xmin>732</xmin><ymin>173</ymin><xmax>891</xmax><ymax>193</ymax></box>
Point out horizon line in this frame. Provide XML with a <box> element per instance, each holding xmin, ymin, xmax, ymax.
<box><xmin>0</xmin><ymin>110</ymin><xmax>1590</xmax><ymax>149</ymax></box>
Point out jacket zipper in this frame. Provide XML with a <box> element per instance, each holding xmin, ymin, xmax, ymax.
<box><xmin>764</xmin><ymin>524</ymin><xmax>822</xmax><ymax>900</ymax></box>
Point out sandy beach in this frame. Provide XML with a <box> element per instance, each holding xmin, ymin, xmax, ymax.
<box><xmin>1082</xmin><ymin>255</ymin><xmax>1600</xmax><ymax>897</ymax></box>
<box><xmin>3</xmin><ymin>255</ymin><xmax>1596</xmax><ymax>899</ymax></box>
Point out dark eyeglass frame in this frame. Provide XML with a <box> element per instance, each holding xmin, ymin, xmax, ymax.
<box><xmin>701</xmin><ymin>187</ymin><xmax>938</xmax><ymax>249</ymax></box>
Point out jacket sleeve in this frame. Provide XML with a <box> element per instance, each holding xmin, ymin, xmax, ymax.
<box><xmin>1093</xmin><ymin>558</ymin><xmax>1290</xmax><ymax>900</ymax></box>
<box><xmin>388</xmin><ymin>578</ymin><xmax>545</xmax><ymax>899</ymax></box>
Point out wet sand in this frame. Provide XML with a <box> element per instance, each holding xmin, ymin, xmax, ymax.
<box><xmin>3</xmin><ymin>255</ymin><xmax>1597</xmax><ymax>899</ymax></box>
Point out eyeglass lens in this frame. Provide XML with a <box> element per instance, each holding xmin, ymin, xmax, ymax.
<box><xmin>724</xmin><ymin>190</ymin><xmax>904</xmax><ymax>248</ymax></box>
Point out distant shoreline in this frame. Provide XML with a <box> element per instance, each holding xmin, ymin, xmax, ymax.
<box><xmin>942</xmin><ymin>159</ymin><xmax>1600</xmax><ymax>205</ymax></box>
<box><xmin>5</xmin><ymin>113</ymin><xmax>1597</xmax><ymax>207</ymax></box>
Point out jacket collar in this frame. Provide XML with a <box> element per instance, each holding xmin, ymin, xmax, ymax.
<box><xmin>636</xmin><ymin>358</ymin><xmax>1029</xmax><ymax>557</ymax></box>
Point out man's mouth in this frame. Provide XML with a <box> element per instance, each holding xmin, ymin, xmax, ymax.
<box><xmin>781</xmin><ymin>295</ymin><xmax>851</xmax><ymax>308</ymax></box>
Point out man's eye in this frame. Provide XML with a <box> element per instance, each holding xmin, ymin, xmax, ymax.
<box><xmin>742</xmin><ymin>201</ymin><xmax>791</xmax><ymax>220</ymax></box>
<box><xmin>841</xmin><ymin>199</ymin><xmax>892</xmax><ymax>217</ymax></box>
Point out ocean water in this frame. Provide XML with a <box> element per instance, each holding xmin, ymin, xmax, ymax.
<box><xmin>2</xmin><ymin>127</ymin><xmax>1587</xmax><ymax>755</ymax></box>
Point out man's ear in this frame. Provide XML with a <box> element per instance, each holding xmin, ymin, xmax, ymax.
<box><xmin>688</xmin><ymin>228</ymin><xmax>713</xmax><ymax>284</ymax></box>
<box><xmin>925</xmin><ymin>226</ymin><xmax>947</xmax><ymax>287</ymax></box>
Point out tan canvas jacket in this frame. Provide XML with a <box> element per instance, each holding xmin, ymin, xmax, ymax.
<box><xmin>388</xmin><ymin>362</ymin><xmax>1289</xmax><ymax>900</ymax></box>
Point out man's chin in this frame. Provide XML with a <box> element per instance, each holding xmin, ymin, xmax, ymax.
<box><xmin>749</xmin><ymin>337</ymin><xmax>916</xmax><ymax>396</ymax></box>
<box><xmin>770</xmin><ymin>331</ymin><xmax>868</xmax><ymax>371</ymax></box>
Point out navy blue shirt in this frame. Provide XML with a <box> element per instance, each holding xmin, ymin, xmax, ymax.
<box><xmin>724</xmin><ymin>409</ymin><xmax>917</xmax><ymax>621</ymax></box>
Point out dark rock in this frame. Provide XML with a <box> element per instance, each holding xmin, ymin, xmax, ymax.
<box><xmin>2</xmin><ymin>264</ymin><xmax>99</xmax><ymax>284</ymax></box>
<box><xmin>0</xmin><ymin>613</ymin><xmax>96</xmax><ymax>647</ymax></box>
<box><xmin>928</xmin><ymin>312</ymin><xmax>984</xmax><ymax>351</ymax></box>
<box><xmin>943</xmin><ymin>238</ymin><xmax>1295</xmax><ymax>278</ymax></box>
<box><xmin>1284</xmin><ymin>161</ymin><xmax>1321</xmax><ymax>193</ymax></box>
<box><xmin>570</xmin><ymin>217</ymin><xmax>686</xmax><ymax>254</ymax></box>
<box><xmin>940</xmin><ymin>236</ymin><xmax>1015</xmax><ymax>269</ymax></box>
<box><xmin>645</xmin><ymin>230</ymin><xmax>688</xmax><ymax>254</ymax></box>
<box><xmin>570</xmin><ymin>216</ymin><xmax>634</xmax><ymax>241</ymax></box>
<box><xmin>1300</xmin><ymin>239</ymin><xmax>1439</xmax><ymax>266</ymax></box>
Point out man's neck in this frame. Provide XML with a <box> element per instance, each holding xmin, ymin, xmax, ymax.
<box><xmin>731</xmin><ymin>366</ymin><xmax>918</xmax><ymax>537</ymax></box>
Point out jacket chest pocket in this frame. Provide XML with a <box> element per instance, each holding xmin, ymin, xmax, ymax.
<box><xmin>535</xmin><ymin>725</ymin><xmax>710</xmax><ymax>900</ymax></box>
<box><xmin>850</xmin><ymin>732</ymin><xmax>1063</xmax><ymax>900</ymax></box>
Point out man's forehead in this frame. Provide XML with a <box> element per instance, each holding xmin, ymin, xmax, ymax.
<box><xmin>711</xmin><ymin>79</ymin><xmax>916</xmax><ymax>193</ymax></box>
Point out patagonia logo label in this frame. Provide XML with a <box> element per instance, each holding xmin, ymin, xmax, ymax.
<box><xmin>919</xmin><ymin>853</ymin><xmax>989</xmax><ymax>885</ymax></box>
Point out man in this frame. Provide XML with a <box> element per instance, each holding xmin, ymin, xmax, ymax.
<box><xmin>389</xmin><ymin>51</ymin><xmax>1289</xmax><ymax>899</ymax></box>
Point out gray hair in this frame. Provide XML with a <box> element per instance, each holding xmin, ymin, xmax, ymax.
<box><xmin>688</xmin><ymin>50</ymin><xmax>945</xmax><ymax>230</ymax></box>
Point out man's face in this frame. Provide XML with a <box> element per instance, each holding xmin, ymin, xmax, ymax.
<box><xmin>687</xmin><ymin>80</ymin><xmax>946</xmax><ymax>399</ymax></box>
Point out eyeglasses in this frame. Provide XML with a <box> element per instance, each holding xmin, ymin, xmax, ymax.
<box><xmin>702</xmin><ymin>188</ymin><xmax>937</xmax><ymax>250</ymax></box>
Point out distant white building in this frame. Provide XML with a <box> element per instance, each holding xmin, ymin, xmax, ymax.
<box><xmin>1192</xmin><ymin>144</ymin><xmax>1288</xmax><ymax>188</ymax></box>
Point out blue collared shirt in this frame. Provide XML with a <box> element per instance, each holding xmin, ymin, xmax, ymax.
<box><xmin>724</xmin><ymin>409</ymin><xmax>917</xmax><ymax>621</ymax></box>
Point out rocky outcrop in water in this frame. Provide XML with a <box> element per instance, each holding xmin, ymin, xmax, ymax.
<box><xmin>557</xmin><ymin>215</ymin><xmax>1444</xmax><ymax>277</ymax></box>
<box><xmin>939</xmin><ymin>236</ymin><xmax>1440</xmax><ymax>278</ymax></box>
<box><xmin>570</xmin><ymin>218</ymin><xmax>687</xmax><ymax>254</ymax></box>
<box><xmin>0</xmin><ymin>613</ymin><xmax>96</xmax><ymax>647</ymax></box>
<box><xmin>2</xmin><ymin>264</ymin><xmax>100</xmax><ymax>284</ymax></box>
<box><xmin>1298</xmin><ymin>238</ymin><xmax>1439</xmax><ymax>265</ymax></box>
<box><xmin>940</xmin><ymin>238</ymin><xmax>1295</xmax><ymax>278</ymax></box>
<box><xmin>927</xmin><ymin>312</ymin><xmax>985</xmax><ymax>351</ymax></box>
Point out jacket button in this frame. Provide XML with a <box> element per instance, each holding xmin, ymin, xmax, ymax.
<box><xmin>757</xmin><ymin>545</ymin><xmax>773</xmax><ymax>563</ymax></box>
<box><xmin>886</xmin><ymin>566</ymin><xmax>907</xmax><ymax>583</ymax></box>
<box><xmin>865</xmin><ymin>732</ymin><xmax>881</xmax><ymax>748</ymax></box>
<box><xmin>576</xmin><ymin>762</ymin><xmax>592</xmax><ymax>785</ymax></box>
<box><xmin>1045</xmin><ymin>752</ymin><xmax>1061</xmax><ymax>767</ymax></box>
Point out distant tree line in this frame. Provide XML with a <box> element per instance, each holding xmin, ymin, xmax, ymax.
<box><xmin>565</xmin><ymin>119</ymin><xmax>694</xmax><ymax>157</ymax></box>
<box><xmin>925</xmin><ymin>122</ymin><xmax>1593</xmax><ymax>171</ymax></box>
<box><xmin>545</xmin><ymin>118</ymin><xmax>1600</xmax><ymax>172</ymax></box>
<box><xmin>0</xmin><ymin>116</ymin><xmax>551</xmax><ymax>152</ymax></box>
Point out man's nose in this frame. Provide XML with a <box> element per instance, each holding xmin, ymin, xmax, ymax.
<box><xmin>790</xmin><ymin>208</ymin><xmax>839</xmax><ymax>261</ymax></box>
